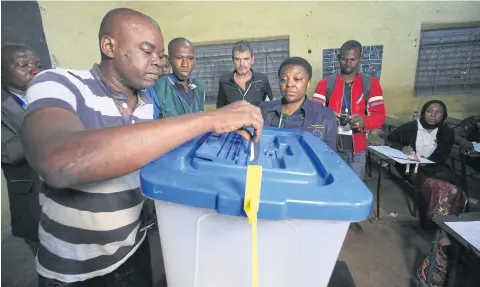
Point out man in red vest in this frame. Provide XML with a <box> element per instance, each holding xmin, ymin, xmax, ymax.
<box><xmin>312</xmin><ymin>40</ymin><xmax>386</xmax><ymax>180</ymax></box>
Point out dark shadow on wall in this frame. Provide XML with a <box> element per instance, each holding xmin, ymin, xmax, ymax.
<box><xmin>1</xmin><ymin>1</ymin><xmax>52</xmax><ymax>70</ymax></box>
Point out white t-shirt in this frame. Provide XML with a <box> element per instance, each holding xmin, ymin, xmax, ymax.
<box><xmin>415</xmin><ymin>120</ymin><xmax>438</xmax><ymax>158</ymax></box>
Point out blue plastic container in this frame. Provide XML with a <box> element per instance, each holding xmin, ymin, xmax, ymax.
<box><xmin>141</xmin><ymin>127</ymin><xmax>372</xmax><ymax>287</ymax></box>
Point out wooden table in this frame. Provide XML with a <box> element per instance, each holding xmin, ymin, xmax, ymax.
<box><xmin>366</xmin><ymin>146</ymin><xmax>435</xmax><ymax>219</ymax></box>
<box><xmin>366</xmin><ymin>146</ymin><xmax>394</xmax><ymax>219</ymax></box>
<box><xmin>450</xmin><ymin>148</ymin><xmax>480</xmax><ymax>211</ymax></box>
<box><xmin>427</xmin><ymin>212</ymin><xmax>480</xmax><ymax>286</ymax></box>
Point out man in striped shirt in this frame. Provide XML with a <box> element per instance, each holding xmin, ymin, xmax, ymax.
<box><xmin>21</xmin><ymin>8</ymin><xmax>263</xmax><ymax>286</ymax></box>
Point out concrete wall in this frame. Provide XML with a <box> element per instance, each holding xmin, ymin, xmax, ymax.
<box><xmin>38</xmin><ymin>1</ymin><xmax>480</xmax><ymax>118</ymax></box>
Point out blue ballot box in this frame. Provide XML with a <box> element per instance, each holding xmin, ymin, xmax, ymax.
<box><xmin>141</xmin><ymin>127</ymin><xmax>372</xmax><ymax>287</ymax></box>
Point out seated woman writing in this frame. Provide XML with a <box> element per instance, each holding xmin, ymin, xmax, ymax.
<box><xmin>386</xmin><ymin>100</ymin><xmax>466</xmax><ymax>231</ymax></box>
<box><xmin>259</xmin><ymin>57</ymin><xmax>337</xmax><ymax>150</ymax></box>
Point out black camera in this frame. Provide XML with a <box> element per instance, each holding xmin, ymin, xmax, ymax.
<box><xmin>339</xmin><ymin>114</ymin><xmax>351</xmax><ymax>127</ymax></box>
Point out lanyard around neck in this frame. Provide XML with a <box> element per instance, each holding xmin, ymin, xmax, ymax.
<box><xmin>278</xmin><ymin>106</ymin><xmax>285</xmax><ymax>128</ymax></box>
<box><xmin>277</xmin><ymin>105</ymin><xmax>306</xmax><ymax>130</ymax></box>
<box><xmin>8</xmin><ymin>91</ymin><xmax>27</xmax><ymax>110</ymax></box>
<box><xmin>343</xmin><ymin>83</ymin><xmax>352</xmax><ymax>113</ymax></box>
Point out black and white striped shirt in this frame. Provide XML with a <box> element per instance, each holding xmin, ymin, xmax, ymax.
<box><xmin>25</xmin><ymin>64</ymin><xmax>153</xmax><ymax>282</ymax></box>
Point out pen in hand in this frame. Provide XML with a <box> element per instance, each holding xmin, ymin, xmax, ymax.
<box><xmin>402</xmin><ymin>145</ymin><xmax>415</xmax><ymax>155</ymax></box>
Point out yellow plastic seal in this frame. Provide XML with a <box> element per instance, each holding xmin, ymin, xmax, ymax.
<box><xmin>244</xmin><ymin>163</ymin><xmax>262</xmax><ymax>287</ymax></box>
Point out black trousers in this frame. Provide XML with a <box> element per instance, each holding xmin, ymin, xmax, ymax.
<box><xmin>38</xmin><ymin>237</ymin><xmax>153</xmax><ymax>287</ymax></box>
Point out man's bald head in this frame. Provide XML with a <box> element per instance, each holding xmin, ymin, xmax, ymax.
<box><xmin>168</xmin><ymin>38</ymin><xmax>193</xmax><ymax>58</ymax></box>
<box><xmin>97</xmin><ymin>8</ymin><xmax>165</xmax><ymax>91</ymax></box>
<box><xmin>98</xmin><ymin>8</ymin><xmax>159</xmax><ymax>43</ymax></box>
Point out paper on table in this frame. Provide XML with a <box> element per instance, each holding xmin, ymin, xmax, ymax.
<box><xmin>390</xmin><ymin>156</ymin><xmax>435</xmax><ymax>165</ymax></box>
<box><xmin>473</xmin><ymin>142</ymin><xmax>480</xmax><ymax>152</ymax></box>
<box><xmin>445</xmin><ymin>221</ymin><xmax>480</xmax><ymax>251</ymax></box>
<box><xmin>369</xmin><ymin>146</ymin><xmax>435</xmax><ymax>164</ymax></box>
<box><xmin>370</xmin><ymin>146</ymin><xmax>413</xmax><ymax>159</ymax></box>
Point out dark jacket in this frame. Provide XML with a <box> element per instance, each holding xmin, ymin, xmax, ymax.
<box><xmin>1</xmin><ymin>87</ymin><xmax>41</xmax><ymax>240</ymax></box>
<box><xmin>152</xmin><ymin>74</ymin><xmax>205</xmax><ymax>118</ymax></box>
<box><xmin>259</xmin><ymin>98</ymin><xmax>338</xmax><ymax>150</ymax></box>
<box><xmin>386</xmin><ymin>120</ymin><xmax>454</xmax><ymax>164</ymax></box>
<box><xmin>453</xmin><ymin>115</ymin><xmax>480</xmax><ymax>142</ymax></box>
<box><xmin>386</xmin><ymin>120</ymin><xmax>460</xmax><ymax>187</ymax></box>
<box><xmin>217</xmin><ymin>70</ymin><xmax>273</xmax><ymax>108</ymax></box>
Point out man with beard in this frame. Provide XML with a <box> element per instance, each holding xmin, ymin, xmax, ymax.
<box><xmin>216</xmin><ymin>40</ymin><xmax>273</xmax><ymax>108</ymax></box>
<box><xmin>312</xmin><ymin>40</ymin><xmax>386</xmax><ymax>181</ymax></box>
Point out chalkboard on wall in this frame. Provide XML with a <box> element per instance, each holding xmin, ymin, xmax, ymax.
<box><xmin>322</xmin><ymin>45</ymin><xmax>384</xmax><ymax>80</ymax></box>
<box><xmin>1</xmin><ymin>1</ymin><xmax>52</xmax><ymax>69</ymax></box>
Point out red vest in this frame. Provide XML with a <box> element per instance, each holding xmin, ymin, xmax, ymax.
<box><xmin>312</xmin><ymin>73</ymin><xmax>386</xmax><ymax>153</ymax></box>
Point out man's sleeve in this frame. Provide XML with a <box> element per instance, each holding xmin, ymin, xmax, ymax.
<box><xmin>364</xmin><ymin>77</ymin><xmax>386</xmax><ymax>130</ymax></box>
<box><xmin>25</xmin><ymin>70</ymin><xmax>79</xmax><ymax>118</ymax></box>
<box><xmin>216</xmin><ymin>80</ymin><xmax>226</xmax><ymax>109</ymax></box>
<box><xmin>312</xmin><ymin>78</ymin><xmax>328</xmax><ymax>106</ymax></box>
<box><xmin>1</xmin><ymin>121</ymin><xmax>24</xmax><ymax>164</ymax></box>
<box><xmin>386</xmin><ymin>123</ymin><xmax>408</xmax><ymax>151</ymax></box>
<box><xmin>146</xmin><ymin>87</ymin><xmax>161</xmax><ymax>119</ymax></box>
<box><xmin>326</xmin><ymin>112</ymin><xmax>338</xmax><ymax>150</ymax></box>
<box><xmin>264</xmin><ymin>77</ymin><xmax>274</xmax><ymax>101</ymax></box>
